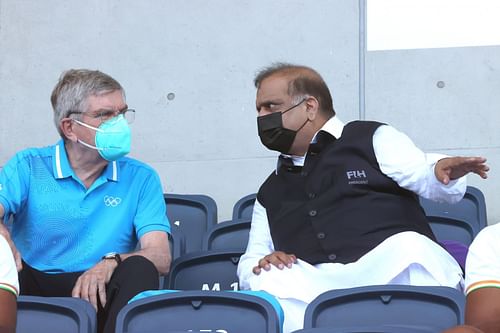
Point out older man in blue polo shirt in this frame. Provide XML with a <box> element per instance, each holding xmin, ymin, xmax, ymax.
<box><xmin>0</xmin><ymin>69</ymin><xmax>171</xmax><ymax>333</ymax></box>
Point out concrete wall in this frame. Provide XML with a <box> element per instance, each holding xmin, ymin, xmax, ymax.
<box><xmin>0</xmin><ymin>0</ymin><xmax>498</xmax><ymax>223</ymax></box>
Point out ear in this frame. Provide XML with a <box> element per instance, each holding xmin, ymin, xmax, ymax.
<box><xmin>304</xmin><ymin>96</ymin><xmax>320</xmax><ymax>121</ymax></box>
<box><xmin>60</xmin><ymin>118</ymin><xmax>78</xmax><ymax>142</ymax></box>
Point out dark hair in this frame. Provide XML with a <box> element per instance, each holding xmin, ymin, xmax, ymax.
<box><xmin>254</xmin><ymin>63</ymin><xmax>335</xmax><ymax>116</ymax></box>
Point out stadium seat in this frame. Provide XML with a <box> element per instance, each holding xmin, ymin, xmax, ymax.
<box><xmin>202</xmin><ymin>218</ymin><xmax>251</xmax><ymax>251</ymax></box>
<box><xmin>17</xmin><ymin>296</ymin><xmax>96</xmax><ymax>333</ymax></box>
<box><xmin>168</xmin><ymin>231</ymin><xmax>184</xmax><ymax>261</ymax></box>
<box><xmin>167</xmin><ymin>250</ymin><xmax>243</xmax><ymax>291</ymax></box>
<box><xmin>232</xmin><ymin>193</ymin><xmax>256</xmax><ymax>220</ymax></box>
<box><xmin>303</xmin><ymin>285</ymin><xmax>465</xmax><ymax>332</ymax></box>
<box><xmin>159</xmin><ymin>232</ymin><xmax>185</xmax><ymax>289</ymax></box>
<box><xmin>164</xmin><ymin>193</ymin><xmax>217</xmax><ymax>254</ymax></box>
<box><xmin>420</xmin><ymin>186</ymin><xmax>487</xmax><ymax>244</ymax></box>
<box><xmin>291</xmin><ymin>326</ymin><xmax>436</xmax><ymax>333</ymax></box>
<box><xmin>115</xmin><ymin>290</ymin><xmax>282</xmax><ymax>333</ymax></box>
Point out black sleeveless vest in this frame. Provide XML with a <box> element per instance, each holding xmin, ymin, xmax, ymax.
<box><xmin>257</xmin><ymin>121</ymin><xmax>435</xmax><ymax>265</ymax></box>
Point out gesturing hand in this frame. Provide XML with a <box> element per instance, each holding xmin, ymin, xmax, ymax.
<box><xmin>72</xmin><ymin>259</ymin><xmax>117</xmax><ymax>310</ymax></box>
<box><xmin>435</xmin><ymin>156</ymin><xmax>489</xmax><ymax>185</ymax></box>
<box><xmin>252</xmin><ymin>251</ymin><xmax>297</xmax><ymax>275</ymax></box>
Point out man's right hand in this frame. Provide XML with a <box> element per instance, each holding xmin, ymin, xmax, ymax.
<box><xmin>0</xmin><ymin>222</ymin><xmax>22</xmax><ymax>272</ymax></box>
<box><xmin>72</xmin><ymin>259</ymin><xmax>118</xmax><ymax>310</ymax></box>
<box><xmin>252</xmin><ymin>251</ymin><xmax>297</xmax><ymax>275</ymax></box>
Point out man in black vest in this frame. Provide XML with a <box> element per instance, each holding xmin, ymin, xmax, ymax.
<box><xmin>237</xmin><ymin>63</ymin><xmax>489</xmax><ymax>333</ymax></box>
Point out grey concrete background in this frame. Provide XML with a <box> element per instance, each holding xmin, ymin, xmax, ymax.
<box><xmin>0</xmin><ymin>1</ymin><xmax>497</xmax><ymax>223</ymax></box>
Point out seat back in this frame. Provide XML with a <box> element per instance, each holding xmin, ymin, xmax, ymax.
<box><xmin>159</xmin><ymin>232</ymin><xmax>186</xmax><ymax>289</ymax></box>
<box><xmin>164</xmin><ymin>193</ymin><xmax>217</xmax><ymax>254</ymax></box>
<box><xmin>168</xmin><ymin>250</ymin><xmax>243</xmax><ymax>291</ymax></box>
<box><xmin>304</xmin><ymin>285</ymin><xmax>464</xmax><ymax>332</ymax></box>
<box><xmin>115</xmin><ymin>290</ymin><xmax>281</xmax><ymax>333</ymax></box>
<box><xmin>232</xmin><ymin>193</ymin><xmax>256</xmax><ymax>220</ymax></box>
<box><xmin>203</xmin><ymin>219</ymin><xmax>251</xmax><ymax>251</ymax></box>
<box><xmin>427</xmin><ymin>215</ymin><xmax>476</xmax><ymax>246</ymax></box>
<box><xmin>168</xmin><ymin>231</ymin><xmax>185</xmax><ymax>261</ymax></box>
<box><xmin>17</xmin><ymin>296</ymin><xmax>96</xmax><ymax>333</ymax></box>
<box><xmin>292</xmin><ymin>326</ymin><xmax>436</xmax><ymax>333</ymax></box>
<box><xmin>420</xmin><ymin>186</ymin><xmax>487</xmax><ymax>243</ymax></box>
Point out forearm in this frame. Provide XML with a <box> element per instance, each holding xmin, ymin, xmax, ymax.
<box><xmin>0</xmin><ymin>292</ymin><xmax>16</xmax><ymax>333</ymax></box>
<box><xmin>124</xmin><ymin>231</ymin><xmax>171</xmax><ymax>275</ymax></box>
<box><xmin>373</xmin><ymin>126</ymin><xmax>466</xmax><ymax>203</ymax></box>
<box><xmin>237</xmin><ymin>200</ymin><xmax>274</xmax><ymax>288</ymax></box>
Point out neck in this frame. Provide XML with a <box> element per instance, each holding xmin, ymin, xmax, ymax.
<box><xmin>64</xmin><ymin>140</ymin><xmax>108</xmax><ymax>189</ymax></box>
<box><xmin>290</xmin><ymin>116</ymin><xmax>330</xmax><ymax>156</ymax></box>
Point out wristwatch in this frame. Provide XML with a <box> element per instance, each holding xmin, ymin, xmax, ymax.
<box><xmin>102</xmin><ymin>252</ymin><xmax>122</xmax><ymax>265</ymax></box>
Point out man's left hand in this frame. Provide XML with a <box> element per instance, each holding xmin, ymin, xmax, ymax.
<box><xmin>71</xmin><ymin>259</ymin><xmax>117</xmax><ymax>310</ymax></box>
<box><xmin>435</xmin><ymin>156</ymin><xmax>489</xmax><ymax>185</ymax></box>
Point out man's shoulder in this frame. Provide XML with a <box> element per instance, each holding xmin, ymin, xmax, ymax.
<box><xmin>344</xmin><ymin>120</ymin><xmax>386</xmax><ymax>129</ymax></box>
<box><xmin>117</xmin><ymin>156</ymin><xmax>158</xmax><ymax>176</ymax></box>
<box><xmin>474</xmin><ymin>223</ymin><xmax>500</xmax><ymax>246</ymax></box>
<box><xmin>8</xmin><ymin>144</ymin><xmax>55</xmax><ymax>164</ymax></box>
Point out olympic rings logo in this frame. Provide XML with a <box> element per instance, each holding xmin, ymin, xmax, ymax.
<box><xmin>104</xmin><ymin>195</ymin><xmax>122</xmax><ymax>207</ymax></box>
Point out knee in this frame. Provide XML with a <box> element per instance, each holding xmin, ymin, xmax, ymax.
<box><xmin>112</xmin><ymin>255</ymin><xmax>159</xmax><ymax>288</ymax></box>
<box><xmin>120</xmin><ymin>255</ymin><xmax>158</xmax><ymax>275</ymax></box>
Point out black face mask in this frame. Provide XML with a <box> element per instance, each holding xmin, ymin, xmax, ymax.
<box><xmin>257</xmin><ymin>99</ymin><xmax>308</xmax><ymax>154</ymax></box>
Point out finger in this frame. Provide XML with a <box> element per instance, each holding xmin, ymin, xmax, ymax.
<box><xmin>78</xmin><ymin>275</ymin><xmax>93</xmax><ymax>304</ymax></box>
<box><xmin>435</xmin><ymin>169</ymin><xmax>450</xmax><ymax>185</ymax></box>
<box><xmin>252</xmin><ymin>266</ymin><xmax>262</xmax><ymax>275</ymax></box>
<box><xmin>72</xmin><ymin>277</ymin><xmax>82</xmax><ymax>298</ymax></box>
<box><xmin>87</xmin><ymin>278</ymin><xmax>98</xmax><ymax>310</ymax></box>
<box><xmin>274</xmin><ymin>252</ymin><xmax>296</xmax><ymax>268</ymax></box>
<box><xmin>98</xmin><ymin>280</ymin><xmax>107</xmax><ymax>308</ymax></box>
<box><xmin>257</xmin><ymin>258</ymin><xmax>272</xmax><ymax>271</ymax></box>
<box><xmin>265</xmin><ymin>254</ymin><xmax>289</xmax><ymax>269</ymax></box>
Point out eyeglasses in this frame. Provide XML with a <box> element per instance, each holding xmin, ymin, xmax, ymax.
<box><xmin>67</xmin><ymin>108</ymin><xmax>136</xmax><ymax>124</ymax></box>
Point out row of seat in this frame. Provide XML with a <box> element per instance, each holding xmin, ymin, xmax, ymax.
<box><xmin>15</xmin><ymin>187</ymin><xmax>486</xmax><ymax>332</ymax></box>
<box><xmin>162</xmin><ymin>186</ymin><xmax>487</xmax><ymax>299</ymax></box>
<box><xmin>16</xmin><ymin>284</ymin><xmax>465</xmax><ymax>333</ymax></box>
<box><xmin>167</xmin><ymin>186</ymin><xmax>487</xmax><ymax>261</ymax></box>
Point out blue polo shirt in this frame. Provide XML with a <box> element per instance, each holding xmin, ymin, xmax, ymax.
<box><xmin>0</xmin><ymin>140</ymin><xmax>170</xmax><ymax>273</ymax></box>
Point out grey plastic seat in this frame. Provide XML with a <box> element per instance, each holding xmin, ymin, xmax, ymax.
<box><xmin>17</xmin><ymin>296</ymin><xmax>97</xmax><ymax>333</ymax></box>
<box><xmin>115</xmin><ymin>290</ymin><xmax>281</xmax><ymax>333</ymax></box>
<box><xmin>292</xmin><ymin>326</ymin><xmax>436</xmax><ymax>333</ymax></box>
<box><xmin>164</xmin><ymin>193</ymin><xmax>217</xmax><ymax>254</ymax></box>
<box><xmin>167</xmin><ymin>250</ymin><xmax>243</xmax><ymax>291</ymax></box>
<box><xmin>202</xmin><ymin>218</ymin><xmax>251</xmax><ymax>251</ymax></box>
<box><xmin>232</xmin><ymin>193</ymin><xmax>256</xmax><ymax>220</ymax></box>
<box><xmin>303</xmin><ymin>285</ymin><xmax>464</xmax><ymax>332</ymax></box>
<box><xmin>420</xmin><ymin>186</ymin><xmax>487</xmax><ymax>244</ymax></box>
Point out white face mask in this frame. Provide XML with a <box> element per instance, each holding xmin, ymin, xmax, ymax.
<box><xmin>73</xmin><ymin>115</ymin><xmax>131</xmax><ymax>161</ymax></box>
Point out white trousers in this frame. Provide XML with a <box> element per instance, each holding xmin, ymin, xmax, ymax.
<box><xmin>242</xmin><ymin>232</ymin><xmax>464</xmax><ymax>333</ymax></box>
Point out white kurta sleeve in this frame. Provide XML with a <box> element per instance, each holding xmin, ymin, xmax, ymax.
<box><xmin>237</xmin><ymin>199</ymin><xmax>275</xmax><ymax>290</ymax></box>
<box><xmin>373</xmin><ymin>124</ymin><xmax>466</xmax><ymax>203</ymax></box>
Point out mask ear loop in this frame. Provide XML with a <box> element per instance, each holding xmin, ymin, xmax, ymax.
<box><xmin>73</xmin><ymin>119</ymin><xmax>104</xmax><ymax>133</ymax></box>
<box><xmin>285</xmin><ymin>97</ymin><xmax>309</xmax><ymax>132</ymax></box>
<box><xmin>295</xmin><ymin>117</ymin><xmax>309</xmax><ymax>133</ymax></box>
<box><xmin>72</xmin><ymin>119</ymin><xmax>104</xmax><ymax>151</ymax></box>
